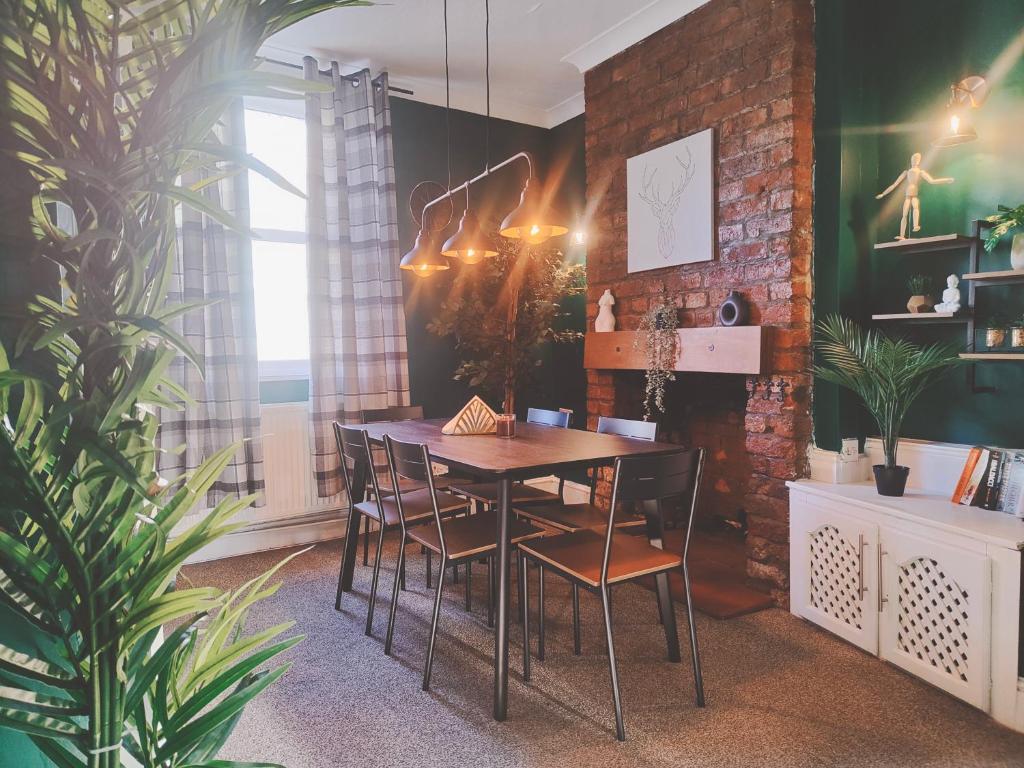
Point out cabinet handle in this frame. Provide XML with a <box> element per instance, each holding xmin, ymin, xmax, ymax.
<box><xmin>857</xmin><ymin>533</ymin><xmax>866</xmax><ymax>600</ymax></box>
<box><xmin>877</xmin><ymin>547</ymin><xmax>887</xmax><ymax>612</ymax></box>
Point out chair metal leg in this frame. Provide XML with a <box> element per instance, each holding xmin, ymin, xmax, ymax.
<box><xmin>384</xmin><ymin>534</ymin><xmax>407</xmax><ymax>656</ymax></box>
<box><xmin>363</xmin><ymin>515</ymin><xmax>370</xmax><ymax>566</ymax></box>
<box><xmin>426</xmin><ymin>549</ymin><xmax>432</xmax><ymax>588</ymax></box>
<box><xmin>465</xmin><ymin>561</ymin><xmax>472</xmax><ymax>612</ymax></box>
<box><xmin>654</xmin><ymin>571</ymin><xmax>681</xmax><ymax>662</ymax></box>
<box><xmin>520</xmin><ymin>554</ymin><xmax>531</xmax><ymax>682</ymax></box>
<box><xmin>601</xmin><ymin>585</ymin><xmax>625</xmax><ymax>741</ymax></box>
<box><xmin>422</xmin><ymin>561</ymin><xmax>446</xmax><ymax>691</ymax></box>
<box><xmin>365</xmin><ymin>522</ymin><xmax>386</xmax><ymax>636</ymax></box>
<box><xmin>682</xmin><ymin>563</ymin><xmax>705</xmax><ymax>707</ymax></box>
<box><xmin>487</xmin><ymin>556</ymin><xmax>495</xmax><ymax>628</ymax></box>
<box><xmin>572</xmin><ymin>583</ymin><xmax>581</xmax><ymax>656</ymax></box>
<box><xmin>537</xmin><ymin>565</ymin><xmax>545</xmax><ymax>661</ymax></box>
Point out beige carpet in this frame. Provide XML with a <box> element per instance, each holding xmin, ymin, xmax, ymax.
<box><xmin>182</xmin><ymin>540</ymin><xmax>1024</xmax><ymax>768</ymax></box>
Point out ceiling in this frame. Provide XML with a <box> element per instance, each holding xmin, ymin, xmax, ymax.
<box><xmin>263</xmin><ymin>0</ymin><xmax>709</xmax><ymax>129</ymax></box>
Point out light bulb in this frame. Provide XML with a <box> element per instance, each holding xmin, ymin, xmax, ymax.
<box><xmin>573</xmin><ymin>230</ymin><xmax>586</xmax><ymax>246</ymax></box>
<box><xmin>950</xmin><ymin>113</ymin><xmax>961</xmax><ymax>134</ymax></box>
<box><xmin>530</xmin><ymin>224</ymin><xmax>540</xmax><ymax>236</ymax></box>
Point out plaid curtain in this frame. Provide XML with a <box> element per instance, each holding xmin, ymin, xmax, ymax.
<box><xmin>305</xmin><ymin>59</ymin><xmax>410</xmax><ymax>498</ymax></box>
<box><xmin>157</xmin><ymin>101</ymin><xmax>265</xmax><ymax>506</ymax></box>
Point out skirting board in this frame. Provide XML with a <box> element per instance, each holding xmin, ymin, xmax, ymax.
<box><xmin>184</xmin><ymin>477</ymin><xmax>592</xmax><ymax>564</ymax></box>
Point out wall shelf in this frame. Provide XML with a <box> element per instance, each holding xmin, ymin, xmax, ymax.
<box><xmin>872</xmin><ymin>312</ymin><xmax>967</xmax><ymax>323</ymax></box>
<box><xmin>963</xmin><ymin>269</ymin><xmax>1024</xmax><ymax>286</ymax></box>
<box><xmin>960</xmin><ymin>353</ymin><xmax>1024</xmax><ymax>361</ymax></box>
<box><xmin>873</xmin><ymin>233</ymin><xmax>976</xmax><ymax>254</ymax></box>
<box><xmin>583</xmin><ymin>326</ymin><xmax>770</xmax><ymax>375</ymax></box>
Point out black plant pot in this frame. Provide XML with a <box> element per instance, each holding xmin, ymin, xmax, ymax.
<box><xmin>873</xmin><ymin>465</ymin><xmax>910</xmax><ymax>497</ymax></box>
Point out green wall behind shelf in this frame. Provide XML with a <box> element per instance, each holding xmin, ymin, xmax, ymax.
<box><xmin>814</xmin><ymin>0</ymin><xmax>1024</xmax><ymax>452</ymax></box>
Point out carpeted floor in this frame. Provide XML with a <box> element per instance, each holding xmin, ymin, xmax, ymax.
<box><xmin>182</xmin><ymin>540</ymin><xmax>1024</xmax><ymax>768</ymax></box>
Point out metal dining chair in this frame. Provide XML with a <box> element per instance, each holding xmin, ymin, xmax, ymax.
<box><xmin>332</xmin><ymin>423</ymin><xmax>469</xmax><ymax>637</ymax></box>
<box><xmin>382</xmin><ymin>434</ymin><xmax>545</xmax><ymax>689</ymax></box>
<box><xmin>515</xmin><ymin>416</ymin><xmax>657</xmax><ymax>657</ymax></box>
<box><xmin>517</xmin><ymin>448</ymin><xmax>707</xmax><ymax>741</ymax></box>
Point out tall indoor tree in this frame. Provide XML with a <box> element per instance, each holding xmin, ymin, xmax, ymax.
<box><xmin>0</xmin><ymin>2</ymin><xmax>364</xmax><ymax>766</ymax></box>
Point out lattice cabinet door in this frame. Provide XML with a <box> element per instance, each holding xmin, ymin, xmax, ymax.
<box><xmin>879</xmin><ymin>528</ymin><xmax>991</xmax><ymax>710</ymax></box>
<box><xmin>791</xmin><ymin>500</ymin><xmax>879</xmax><ymax>654</ymax></box>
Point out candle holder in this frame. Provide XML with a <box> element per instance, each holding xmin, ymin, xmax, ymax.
<box><xmin>496</xmin><ymin>413</ymin><xmax>516</xmax><ymax>438</ymax></box>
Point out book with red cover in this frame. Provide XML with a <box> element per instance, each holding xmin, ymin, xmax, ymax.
<box><xmin>952</xmin><ymin>446</ymin><xmax>983</xmax><ymax>504</ymax></box>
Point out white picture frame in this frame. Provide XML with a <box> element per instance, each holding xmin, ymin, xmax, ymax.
<box><xmin>627</xmin><ymin>128</ymin><xmax>714</xmax><ymax>273</ymax></box>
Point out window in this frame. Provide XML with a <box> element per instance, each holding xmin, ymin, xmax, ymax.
<box><xmin>244</xmin><ymin>107</ymin><xmax>309</xmax><ymax>379</ymax></box>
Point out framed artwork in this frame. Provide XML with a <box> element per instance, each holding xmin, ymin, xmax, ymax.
<box><xmin>626</xmin><ymin>128</ymin><xmax>714</xmax><ymax>273</ymax></box>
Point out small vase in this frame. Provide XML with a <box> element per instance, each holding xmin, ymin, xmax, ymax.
<box><xmin>906</xmin><ymin>294</ymin><xmax>934</xmax><ymax>314</ymax></box>
<box><xmin>1012</xmin><ymin>327</ymin><xmax>1024</xmax><ymax>348</ymax></box>
<box><xmin>1011</xmin><ymin>232</ymin><xmax>1024</xmax><ymax>271</ymax></box>
<box><xmin>873</xmin><ymin>465</ymin><xmax>910</xmax><ymax>497</ymax></box>
<box><xmin>986</xmin><ymin>328</ymin><xmax>1007</xmax><ymax>348</ymax></box>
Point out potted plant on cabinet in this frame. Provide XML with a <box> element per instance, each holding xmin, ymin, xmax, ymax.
<box><xmin>906</xmin><ymin>274</ymin><xmax>935</xmax><ymax>313</ymax></box>
<box><xmin>814</xmin><ymin>315</ymin><xmax>962</xmax><ymax>496</ymax></box>
<box><xmin>634</xmin><ymin>296</ymin><xmax>679</xmax><ymax>421</ymax></box>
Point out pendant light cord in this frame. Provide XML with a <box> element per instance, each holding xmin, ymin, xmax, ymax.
<box><xmin>484</xmin><ymin>0</ymin><xmax>490</xmax><ymax>173</ymax></box>
<box><xmin>444</xmin><ymin>0</ymin><xmax>452</xmax><ymax>192</ymax></box>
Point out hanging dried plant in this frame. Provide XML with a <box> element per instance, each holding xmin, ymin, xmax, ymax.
<box><xmin>635</xmin><ymin>297</ymin><xmax>679</xmax><ymax>420</ymax></box>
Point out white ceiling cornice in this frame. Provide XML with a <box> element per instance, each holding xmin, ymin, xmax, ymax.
<box><xmin>561</xmin><ymin>0</ymin><xmax>710</xmax><ymax>73</ymax></box>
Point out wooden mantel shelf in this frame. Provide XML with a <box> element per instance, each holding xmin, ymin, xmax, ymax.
<box><xmin>584</xmin><ymin>327</ymin><xmax>770</xmax><ymax>375</ymax></box>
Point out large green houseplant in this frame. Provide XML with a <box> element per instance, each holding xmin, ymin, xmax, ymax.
<box><xmin>813</xmin><ymin>315</ymin><xmax>962</xmax><ymax>496</ymax></box>
<box><xmin>0</xmin><ymin>2</ymin><xmax>362</xmax><ymax>766</ymax></box>
<box><xmin>428</xmin><ymin>236</ymin><xmax>584</xmax><ymax>414</ymax></box>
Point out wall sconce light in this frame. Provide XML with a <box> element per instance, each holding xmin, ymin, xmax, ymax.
<box><xmin>933</xmin><ymin>75</ymin><xmax>988</xmax><ymax>148</ymax></box>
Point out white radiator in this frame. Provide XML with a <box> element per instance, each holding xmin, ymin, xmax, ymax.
<box><xmin>182</xmin><ymin>403</ymin><xmax>347</xmax><ymax>563</ymax></box>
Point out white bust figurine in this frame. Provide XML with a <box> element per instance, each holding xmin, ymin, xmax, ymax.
<box><xmin>935</xmin><ymin>274</ymin><xmax>961</xmax><ymax>313</ymax></box>
<box><xmin>595</xmin><ymin>289</ymin><xmax>616</xmax><ymax>332</ymax></box>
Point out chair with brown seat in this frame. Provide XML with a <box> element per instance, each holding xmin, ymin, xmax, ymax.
<box><xmin>332</xmin><ymin>423</ymin><xmax>469</xmax><ymax>638</ymax></box>
<box><xmin>382</xmin><ymin>434</ymin><xmax>545</xmax><ymax>690</ymax></box>
<box><xmin>515</xmin><ymin>416</ymin><xmax>657</xmax><ymax>657</ymax></box>
<box><xmin>448</xmin><ymin>407</ymin><xmax>572</xmax><ymax>508</ymax></box>
<box><xmin>359</xmin><ymin>405</ymin><xmax>476</xmax><ymax>571</ymax></box>
<box><xmin>517</xmin><ymin>448</ymin><xmax>707</xmax><ymax>741</ymax></box>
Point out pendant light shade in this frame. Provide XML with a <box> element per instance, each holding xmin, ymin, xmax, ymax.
<box><xmin>933</xmin><ymin>105</ymin><xmax>978</xmax><ymax>147</ymax></box>
<box><xmin>499</xmin><ymin>177</ymin><xmax>569</xmax><ymax>245</ymax></box>
<box><xmin>441</xmin><ymin>209</ymin><xmax>498</xmax><ymax>263</ymax></box>
<box><xmin>400</xmin><ymin>228</ymin><xmax>449</xmax><ymax>278</ymax></box>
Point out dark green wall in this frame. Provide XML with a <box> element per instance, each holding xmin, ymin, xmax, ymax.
<box><xmin>814</xmin><ymin>0</ymin><xmax>1024</xmax><ymax>451</ymax></box>
<box><xmin>391</xmin><ymin>98</ymin><xmax>587</xmax><ymax>421</ymax></box>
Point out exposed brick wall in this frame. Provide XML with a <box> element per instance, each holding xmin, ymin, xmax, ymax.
<box><xmin>583</xmin><ymin>0</ymin><xmax>814</xmax><ymax>602</ymax></box>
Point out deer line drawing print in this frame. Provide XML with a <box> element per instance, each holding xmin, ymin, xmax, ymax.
<box><xmin>627</xmin><ymin>128</ymin><xmax>714</xmax><ymax>272</ymax></box>
<box><xmin>637</xmin><ymin>147</ymin><xmax>697</xmax><ymax>260</ymax></box>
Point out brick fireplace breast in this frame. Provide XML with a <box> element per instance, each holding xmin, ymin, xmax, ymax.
<box><xmin>582</xmin><ymin>0</ymin><xmax>814</xmax><ymax>602</ymax></box>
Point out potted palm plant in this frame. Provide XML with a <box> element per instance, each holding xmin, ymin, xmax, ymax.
<box><xmin>814</xmin><ymin>315</ymin><xmax>962</xmax><ymax>496</ymax></box>
<box><xmin>0</xmin><ymin>2</ymin><xmax>363</xmax><ymax>766</ymax></box>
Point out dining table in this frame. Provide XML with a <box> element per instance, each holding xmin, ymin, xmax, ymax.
<box><xmin>337</xmin><ymin>417</ymin><xmax>682</xmax><ymax>721</ymax></box>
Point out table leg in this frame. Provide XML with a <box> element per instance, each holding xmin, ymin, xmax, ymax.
<box><xmin>494</xmin><ymin>476</ymin><xmax>511</xmax><ymax>721</ymax></box>
<box><xmin>335</xmin><ymin>458</ymin><xmax>367</xmax><ymax>608</ymax></box>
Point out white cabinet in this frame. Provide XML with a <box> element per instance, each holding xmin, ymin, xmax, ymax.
<box><xmin>791</xmin><ymin>498</ymin><xmax>878</xmax><ymax>654</ymax></box>
<box><xmin>878</xmin><ymin>528</ymin><xmax>990</xmax><ymax>709</ymax></box>
<box><xmin>789</xmin><ymin>480</ymin><xmax>1024</xmax><ymax>731</ymax></box>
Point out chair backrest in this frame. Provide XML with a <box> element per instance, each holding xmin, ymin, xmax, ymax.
<box><xmin>383</xmin><ymin>434</ymin><xmax>447</xmax><ymax>552</ymax></box>
<box><xmin>600</xmin><ymin>448</ymin><xmax>706</xmax><ymax>584</ymax></box>
<box><xmin>527</xmin><ymin>407</ymin><xmax>571</xmax><ymax>428</ymax></box>
<box><xmin>361</xmin><ymin>405</ymin><xmax>424</xmax><ymax>423</ymax></box>
<box><xmin>597</xmin><ymin>416</ymin><xmax>657</xmax><ymax>441</ymax></box>
<box><xmin>333</xmin><ymin>422</ymin><xmax>384</xmax><ymax>503</ymax></box>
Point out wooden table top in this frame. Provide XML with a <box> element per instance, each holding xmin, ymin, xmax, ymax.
<box><xmin>353</xmin><ymin>418</ymin><xmax>681</xmax><ymax>477</ymax></box>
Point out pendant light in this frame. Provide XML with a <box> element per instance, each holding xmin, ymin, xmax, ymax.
<box><xmin>400</xmin><ymin>228</ymin><xmax>448</xmax><ymax>277</ymax></box>
<box><xmin>442</xmin><ymin>188</ymin><xmax>498</xmax><ymax>262</ymax></box>
<box><xmin>499</xmin><ymin>176</ymin><xmax>569</xmax><ymax>244</ymax></box>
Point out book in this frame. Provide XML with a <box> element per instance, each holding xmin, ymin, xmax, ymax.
<box><xmin>980</xmin><ymin>449</ymin><xmax>1003</xmax><ymax>510</ymax></box>
<box><xmin>995</xmin><ymin>452</ymin><xmax>1024</xmax><ymax>517</ymax></box>
<box><xmin>960</xmin><ymin>448</ymin><xmax>990</xmax><ymax>506</ymax></box>
<box><xmin>952</xmin><ymin>446</ymin><xmax>983</xmax><ymax>503</ymax></box>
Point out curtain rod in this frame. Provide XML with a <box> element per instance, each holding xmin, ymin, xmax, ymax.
<box><xmin>261</xmin><ymin>56</ymin><xmax>414</xmax><ymax>96</ymax></box>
